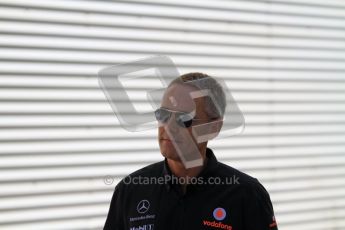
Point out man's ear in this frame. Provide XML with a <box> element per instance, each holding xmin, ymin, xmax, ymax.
<box><xmin>192</xmin><ymin>118</ymin><xmax>223</xmax><ymax>143</ymax></box>
<box><xmin>209</xmin><ymin>118</ymin><xmax>223</xmax><ymax>139</ymax></box>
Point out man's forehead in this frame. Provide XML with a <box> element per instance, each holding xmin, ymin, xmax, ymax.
<box><xmin>161</xmin><ymin>84</ymin><xmax>198</xmax><ymax>112</ymax></box>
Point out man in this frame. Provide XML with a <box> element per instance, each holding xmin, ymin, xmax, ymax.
<box><xmin>104</xmin><ymin>72</ymin><xmax>278</xmax><ymax>230</ymax></box>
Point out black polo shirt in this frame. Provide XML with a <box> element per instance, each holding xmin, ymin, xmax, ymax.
<box><xmin>104</xmin><ymin>148</ymin><xmax>278</xmax><ymax>230</ymax></box>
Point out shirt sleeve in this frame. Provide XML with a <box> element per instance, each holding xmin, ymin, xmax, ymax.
<box><xmin>243</xmin><ymin>179</ymin><xmax>278</xmax><ymax>230</ymax></box>
<box><xmin>104</xmin><ymin>181</ymin><xmax>125</xmax><ymax>230</ymax></box>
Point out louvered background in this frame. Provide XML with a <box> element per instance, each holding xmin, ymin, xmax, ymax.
<box><xmin>1</xmin><ymin>0</ymin><xmax>345</xmax><ymax>229</ymax></box>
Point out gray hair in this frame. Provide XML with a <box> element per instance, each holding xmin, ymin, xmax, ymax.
<box><xmin>168</xmin><ymin>72</ymin><xmax>226</xmax><ymax>119</ymax></box>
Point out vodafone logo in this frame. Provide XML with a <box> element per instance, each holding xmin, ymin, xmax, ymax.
<box><xmin>213</xmin><ymin>207</ymin><xmax>226</xmax><ymax>221</ymax></box>
<box><xmin>202</xmin><ymin>207</ymin><xmax>232</xmax><ymax>230</ymax></box>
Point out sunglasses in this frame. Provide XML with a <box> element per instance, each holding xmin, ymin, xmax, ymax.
<box><xmin>154</xmin><ymin>107</ymin><xmax>209</xmax><ymax>128</ymax></box>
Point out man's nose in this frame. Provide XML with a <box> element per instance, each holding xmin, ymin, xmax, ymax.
<box><xmin>165</xmin><ymin>114</ymin><xmax>179</xmax><ymax>134</ymax></box>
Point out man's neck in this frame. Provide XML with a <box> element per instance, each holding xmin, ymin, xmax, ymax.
<box><xmin>167</xmin><ymin>150</ymin><xmax>208</xmax><ymax>195</ymax></box>
<box><xmin>167</xmin><ymin>148</ymin><xmax>208</xmax><ymax>179</ymax></box>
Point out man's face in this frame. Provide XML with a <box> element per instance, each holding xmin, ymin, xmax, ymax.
<box><xmin>158</xmin><ymin>83</ymin><xmax>209</xmax><ymax>162</ymax></box>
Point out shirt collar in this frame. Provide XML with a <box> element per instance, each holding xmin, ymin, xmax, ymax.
<box><xmin>162</xmin><ymin>148</ymin><xmax>219</xmax><ymax>191</ymax></box>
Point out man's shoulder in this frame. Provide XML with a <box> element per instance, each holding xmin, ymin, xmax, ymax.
<box><xmin>115</xmin><ymin>161</ymin><xmax>164</xmax><ymax>190</ymax></box>
<box><xmin>216</xmin><ymin>161</ymin><xmax>266</xmax><ymax>191</ymax></box>
<box><xmin>129</xmin><ymin>161</ymin><xmax>164</xmax><ymax>177</ymax></box>
<box><xmin>216</xmin><ymin>162</ymin><xmax>256</xmax><ymax>182</ymax></box>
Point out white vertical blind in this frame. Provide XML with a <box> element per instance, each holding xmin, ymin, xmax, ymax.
<box><xmin>0</xmin><ymin>0</ymin><xmax>345</xmax><ymax>229</ymax></box>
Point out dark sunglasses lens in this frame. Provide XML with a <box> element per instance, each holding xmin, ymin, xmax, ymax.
<box><xmin>183</xmin><ymin>120</ymin><xmax>193</xmax><ymax>128</ymax></box>
<box><xmin>154</xmin><ymin>109</ymin><xmax>170</xmax><ymax>123</ymax></box>
<box><xmin>155</xmin><ymin>109</ymin><xmax>193</xmax><ymax>128</ymax></box>
<box><xmin>177</xmin><ymin>114</ymin><xmax>193</xmax><ymax>128</ymax></box>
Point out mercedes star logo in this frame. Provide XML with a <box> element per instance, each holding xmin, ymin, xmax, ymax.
<box><xmin>137</xmin><ymin>200</ymin><xmax>150</xmax><ymax>214</ymax></box>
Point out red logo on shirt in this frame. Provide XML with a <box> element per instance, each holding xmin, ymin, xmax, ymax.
<box><xmin>202</xmin><ymin>207</ymin><xmax>232</xmax><ymax>230</ymax></box>
<box><xmin>202</xmin><ymin>220</ymin><xmax>232</xmax><ymax>230</ymax></box>
<box><xmin>213</xmin><ymin>207</ymin><xmax>226</xmax><ymax>221</ymax></box>
<box><xmin>269</xmin><ymin>215</ymin><xmax>277</xmax><ymax>228</ymax></box>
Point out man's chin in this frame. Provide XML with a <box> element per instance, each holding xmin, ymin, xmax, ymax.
<box><xmin>161</xmin><ymin>150</ymin><xmax>181</xmax><ymax>161</ymax></box>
